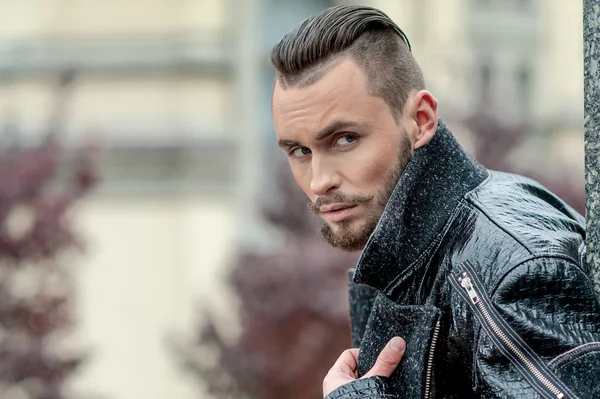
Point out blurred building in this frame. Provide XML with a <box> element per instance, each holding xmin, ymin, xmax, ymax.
<box><xmin>0</xmin><ymin>2</ymin><xmax>239</xmax><ymax>398</ymax></box>
<box><xmin>0</xmin><ymin>1</ymin><xmax>584</xmax><ymax>398</ymax></box>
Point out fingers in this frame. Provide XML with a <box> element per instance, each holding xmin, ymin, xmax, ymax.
<box><xmin>362</xmin><ymin>337</ymin><xmax>406</xmax><ymax>379</ymax></box>
<box><xmin>329</xmin><ymin>348</ymin><xmax>360</xmax><ymax>377</ymax></box>
<box><xmin>323</xmin><ymin>348</ymin><xmax>360</xmax><ymax>396</ymax></box>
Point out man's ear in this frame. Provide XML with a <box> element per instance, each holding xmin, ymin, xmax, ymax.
<box><xmin>411</xmin><ymin>90</ymin><xmax>438</xmax><ymax>149</ymax></box>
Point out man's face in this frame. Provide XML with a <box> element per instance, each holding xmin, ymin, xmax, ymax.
<box><xmin>272</xmin><ymin>58</ymin><xmax>414</xmax><ymax>251</ymax></box>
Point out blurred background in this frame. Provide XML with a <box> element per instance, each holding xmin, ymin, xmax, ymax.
<box><xmin>0</xmin><ymin>0</ymin><xmax>585</xmax><ymax>398</ymax></box>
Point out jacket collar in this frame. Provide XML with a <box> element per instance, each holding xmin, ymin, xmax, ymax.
<box><xmin>353</xmin><ymin>120</ymin><xmax>488</xmax><ymax>292</ymax></box>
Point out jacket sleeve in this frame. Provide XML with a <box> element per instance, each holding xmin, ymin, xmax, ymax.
<box><xmin>325</xmin><ymin>376</ymin><xmax>399</xmax><ymax>399</ymax></box>
<box><xmin>474</xmin><ymin>256</ymin><xmax>600</xmax><ymax>398</ymax></box>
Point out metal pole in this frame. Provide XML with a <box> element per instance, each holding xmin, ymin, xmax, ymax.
<box><xmin>584</xmin><ymin>0</ymin><xmax>600</xmax><ymax>295</ymax></box>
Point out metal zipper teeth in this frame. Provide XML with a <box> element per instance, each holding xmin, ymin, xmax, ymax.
<box><xmin>424</xmin><ymin>320</ymin><xmax>441</xmax><ymax>399</ymax></box>
<box><xmin>460</xmin><ymin>273</ymin><xmax>565</xmax><ymax>399</ymax></box>
<box><xmin>548</xmin><ymin>341</ymin><xmax>600</xmax><ymax>368</ymax></box>
<box><xmin>475</xmin><ymin>301</ymin><xmax>564</xmax><ymax>399</ymax></box>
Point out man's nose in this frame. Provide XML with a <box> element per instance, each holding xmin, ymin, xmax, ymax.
<box><xmin>310</xmin><ymin>157</ymin><xmax>341</xmax><ymax>196</ymax></box>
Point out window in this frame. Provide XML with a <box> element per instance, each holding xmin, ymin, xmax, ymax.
<box><xmin>479</xmin><ymin>62</ymin><xmax>492</xmax><ymax>104</ymax></box>
<box><xmin>517</xmin><ymin>0</ymin><xmax>531</xmax><ymax>9</ymax></box>
<box><xmin>96</xmin><ymin>141</ymin><xmax>236</xmax><ymax>197</ymax></box>
<box><xmin>515</xmin><ymin>64</ymin><xmax>532</xmax><ymax>117</ymax></box>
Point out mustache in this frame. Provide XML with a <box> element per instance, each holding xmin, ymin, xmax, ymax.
<box><xmin>307</xmin><ymin>192</ymin><xmax>374</xmax><ymax>215</ymax></box>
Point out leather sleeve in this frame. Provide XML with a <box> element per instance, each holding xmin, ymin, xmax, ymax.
<box><xmin>325</xmin><ymin>376</ymin><xmax>399</xmax><ymax>399</ymax></box>
<box><xmin>474</xmin><ymin>256</ymin><xmax>600</xmax><ymax>398</ymax></box>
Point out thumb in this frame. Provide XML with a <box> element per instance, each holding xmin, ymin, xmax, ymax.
<box><xmin>362</xmin><ymin>337</ymin><xmax>406</xmax><ymax>379</ymax></box>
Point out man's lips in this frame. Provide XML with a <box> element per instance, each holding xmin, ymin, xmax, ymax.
<box><xmin>320</xmin><ymin>204</ymin><xmax>358</xmax><ymax>223</ymax></box>
<box><xmin>319</xmin><ymin>203</ymin><xmax>355</xmax><ymax>213</ymax></box>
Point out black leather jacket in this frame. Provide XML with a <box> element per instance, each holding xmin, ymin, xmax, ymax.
<box><xmin>326</xmin><ymin>122</ymin><xmax>600</xmax><ymax>399</ymax></box>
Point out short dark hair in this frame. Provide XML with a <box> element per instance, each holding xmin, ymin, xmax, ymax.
<box><xmin>270</xmin><ymin>5</ymin><xmax>425</xmax><ymax>119</ymax></box>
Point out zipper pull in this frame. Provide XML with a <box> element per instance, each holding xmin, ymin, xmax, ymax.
<box><xmin>459</xmin><ymin>272</ymin><xmax>480</xmax><ymax>305</ymax></box>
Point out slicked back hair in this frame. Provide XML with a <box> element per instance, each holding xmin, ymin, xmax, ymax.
<box><xmin>270</xmin><ymin>5</ymin><xmax>425</xmax><ymax>121</ymax></box>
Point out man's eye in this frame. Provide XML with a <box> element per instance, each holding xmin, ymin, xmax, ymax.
<box><xmin>291</xmin><ymin>147</ymin><xmax>311</xmax><ymax>158</ymax></box>
<box><xmin>335</xmin><ymin>134</ymin><xmax>358</xmax><ymax>146</ymax></box>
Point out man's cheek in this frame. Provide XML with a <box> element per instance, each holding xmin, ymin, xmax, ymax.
<box><xmin>290</xmin><ymin>168</ymin><xmax>312</xmax><ymax>198</ymax></box>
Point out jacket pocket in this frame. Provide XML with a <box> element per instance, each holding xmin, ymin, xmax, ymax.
<box><xmin>357</xmin><ymin>293</ymin><xmax>442</xmax><ymax>399</ymax></box>
<box><xmin>534</xmin><ymin>343</ymin><xmax>600</xmax><ymax>399</ymax></box>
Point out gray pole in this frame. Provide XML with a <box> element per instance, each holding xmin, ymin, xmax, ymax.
<box><xmin>584</xmin><ymin>0</ymin><xmax>600</xmax><ymax>295</ymax></box>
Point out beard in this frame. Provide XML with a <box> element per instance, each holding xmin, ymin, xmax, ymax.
<box><xmin>309</xmin><ymin>130</ymin><xmax>413</xmax><ymax>252</ymax></box>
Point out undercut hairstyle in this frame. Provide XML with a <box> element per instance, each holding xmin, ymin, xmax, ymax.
<box><xmin>270</xmin><ymin>5</ymin><xmax>425</xmax><ymax>120</ymax></box>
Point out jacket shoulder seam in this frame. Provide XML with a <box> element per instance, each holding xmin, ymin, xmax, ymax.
<box><xmin>490</xmin><ymin>255</ymin><xmax>591</xmax><ymax>298</ymax></box>
<box><xmin>463</xmin><ymin>197</ymin><xmax>535</xmax><ymax>256</ymax></box>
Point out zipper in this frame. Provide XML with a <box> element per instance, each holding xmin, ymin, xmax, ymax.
<box><xmin>453</xmin><ymin>265</ymin><xmax>578</xmax><ymax>399</ymax></box>
<box><xmin>548</xmin><ymin>341</ymin><xmax>600</xmax><ymax>368</ymax></box>
<box><xmin>423</xmin><ymin>320</ymin><xmax>441</xmax><ymax>399</ymax></box>
<box><xmin>458</xmin><ymin>272</ymin><xmax>564</xmax><ymax>398</ymax></box>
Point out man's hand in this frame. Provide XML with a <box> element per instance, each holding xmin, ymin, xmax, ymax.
<box><xmin>323</xmin><ymin>337</ymin><xmax>406</xmax><ymax>397</ymax></box>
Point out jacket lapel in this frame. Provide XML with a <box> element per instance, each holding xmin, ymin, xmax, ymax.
<box><xmin>353</xmin><ymin>120</ymin><xmax>488</xmax><ymax>293</ymax></box>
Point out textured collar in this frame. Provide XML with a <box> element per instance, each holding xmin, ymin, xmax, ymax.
<box><xmin>353</xmin><ymin>120</ymin><xmax>489</xmax><ymax>292</ymax></box>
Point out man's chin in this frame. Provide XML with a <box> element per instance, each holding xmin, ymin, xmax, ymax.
<box><xmin>319</xmin><ymin>221</ymin><xmax>370</xmax><ymax>252</ymax></box>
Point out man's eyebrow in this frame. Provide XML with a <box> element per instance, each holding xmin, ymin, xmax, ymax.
<box><xmin>277</xmin><ymin>120</ymin><xmax>365</xmax><ymax>149</ymax></box>
<box><xmin>277</xmin><ymin>139</ymin><xmax>301</xmax><ymax>149</ymax></box>
<box><xmin>315</xmin><ymin>120</ymin><xmax>364</xmax><ymax>141</ymax></box>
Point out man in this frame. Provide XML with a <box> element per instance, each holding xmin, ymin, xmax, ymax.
<box><xmin>270</xmin><ymin>5</ymin><xmax>600</xmax><ymax>399</ymax></box>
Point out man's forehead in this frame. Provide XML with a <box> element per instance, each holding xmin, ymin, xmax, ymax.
<box><xmin>276</xmin><ymin>55</ymin><xmax>350</xmax><ymax>88</ymax></box>
<box><xmin>273</xmin><ymin>75</ymin><xmax>341</xmax><ymax>108</ymax></box>
<box><xmin>274</xmin><ymin>58</ymin><xmax>367</xmax><ymax>99</ymax></box>
<box><xmin>271</xmin><ymin>58</ymin><xmax>392</xmax><ymax>147</ymax></box>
